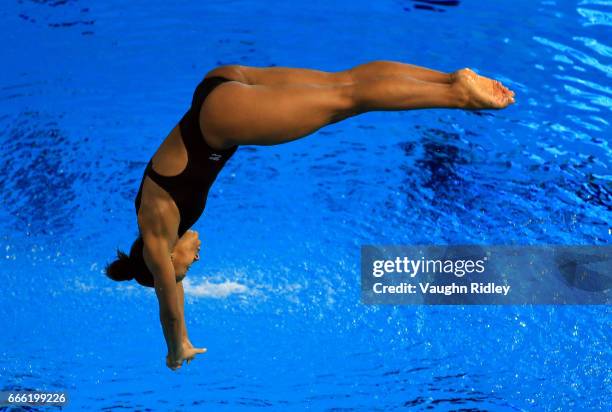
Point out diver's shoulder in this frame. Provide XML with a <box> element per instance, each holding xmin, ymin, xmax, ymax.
<box><xmin>137</xmin><ymin>189</ymin><xmax>179</xmax><ymax>240</ymax></box>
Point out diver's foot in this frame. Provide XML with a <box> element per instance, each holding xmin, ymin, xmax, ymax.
<box><xmin>451</xmin><ymin>68</ymin><xmax>515</xmax><ymax>109</ymax></box>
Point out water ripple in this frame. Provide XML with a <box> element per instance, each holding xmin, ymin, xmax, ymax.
<box><xmin>533</xmin><ymin>36</ymin><xmax>612</xmax><ymax>77</ymax></box>
<box><xmin>577</xmin><ymin>6</ymin><xmax>612</xmax><ymax>26</ymax></box>
<box><xmin>0</xmin><ymin>113</ymin><xmax>81</xmax><ymax>235</ymax></box>
<box><xmin>573</xmin><ymin>36</ymin><xmax>612</xmax><ymax>57</ymax></box>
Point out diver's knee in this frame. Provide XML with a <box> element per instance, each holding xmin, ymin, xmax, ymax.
<box><xmin>331</xmin><ymin>69</ymin><xmax>355</xmax><ymax>86</ymax></box>
<box><xmin>330</xmin><ymin>83</ymin><xmax>360</xmax><ymax>123</ymax></box>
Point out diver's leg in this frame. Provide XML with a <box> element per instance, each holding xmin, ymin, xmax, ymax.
<box><xmin>348</xmin><ymin>60</ymin><xmax>453</xmax><ymax>84</ymax></box>
<box><xmin>207</xmin><ymin>62</ymin><xmax>513</xmax><ymax>101</ymax></box>
<box><xmin>199</xmin><ymin>69</ymin><xmax>514</xmax><ymax>149</ymax></box>
<box><xmin>207</xmin><ymin>60</ymin><xmax>452</xmax><ymax>86</ymax></box>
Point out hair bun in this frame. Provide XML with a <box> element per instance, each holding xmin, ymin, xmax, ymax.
<box><xmin>104</xmin><ymin>249</ymin><xmax>135</xmax><ymax>282</ymax></box>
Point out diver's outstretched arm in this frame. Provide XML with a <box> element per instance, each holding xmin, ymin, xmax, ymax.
<box><xmin>142</xmin><ymin>233</ymin><xmax>205</xmax><ymax>370</ymax></box>
<box><xmin>142</xmin><ymin>234</ymin><xmax>183</xmax><ymax>364</ymax></box>
<box><xmin>176</xmin><ymin>281</ymin><xmax>194</xmax><ymax>347</ymax></box>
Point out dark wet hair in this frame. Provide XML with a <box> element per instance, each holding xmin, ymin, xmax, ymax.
<box><xmin>105</xmin><ymin>236</ymin><xmax>155</xmax><ymax>287</ymax></box>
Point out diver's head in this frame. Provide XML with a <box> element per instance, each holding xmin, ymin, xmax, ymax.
<box><xmin>170</xmin><ymin>230</ymin><xmax>201</xmax><ymax>281</ymax></box>
<box><xmin>105</xmin><ymin>236</ymin><xmax>154</xmax><ymax>287</ymax></box>
<box><xmin>105</xmin><ymin>231</ymin><xmax>201</xmax><ymax>287</ymax></box>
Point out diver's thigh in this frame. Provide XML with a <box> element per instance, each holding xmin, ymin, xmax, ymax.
<box><xmin>200</xmin><ymin>81</ymin><xmax>356</xmax><ymax>147</ymax></box>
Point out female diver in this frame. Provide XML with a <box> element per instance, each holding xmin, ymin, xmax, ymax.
<box><xmin>105</xmin><ymin>61</ymin><xmax>515</xmax><ymax>370</ymax></box>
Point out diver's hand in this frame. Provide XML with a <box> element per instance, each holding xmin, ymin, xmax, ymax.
<box><xmin>180</xmin><ymin>345</ymin><xmax>207</xmax><ymax>366</ymax></box>
<box><xmin>166</xmin><ymin>352</ymin><xmax>181</xmax><ymax>370</ymax></box>
<box><xmin>183</xmin><ymin>336</ymin><xmax>194</xmax><ymax>349</ymax></box>
<box><xmin>166</xmin><ymin>343</ymin><xmax>207</xmax><ymax>370</ymax></box>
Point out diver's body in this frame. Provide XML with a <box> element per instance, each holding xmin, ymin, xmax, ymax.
<box><xmin>107</xmin><ymin>61</ymin><xmax>515</xmax><ymax>370</ymax></box>
<box><xmin>135</xmin><ymin>77</ymin><xmax>238</xmax><ymax>242</ymax></box>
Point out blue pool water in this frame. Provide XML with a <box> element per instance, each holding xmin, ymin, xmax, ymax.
<box><xmin>1</xmin><ymin>0</ymin><xmax>610</xmax><ymax>410</ymax></box>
